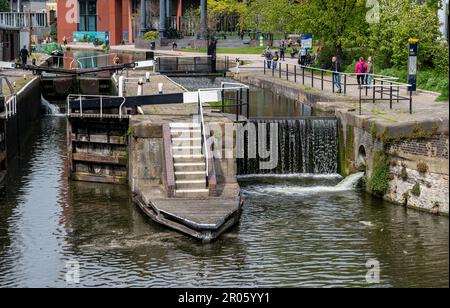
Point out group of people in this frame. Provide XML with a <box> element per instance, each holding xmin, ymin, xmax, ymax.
<box><xmin>331</xmin><ymin>55</ymin><xmax>374</xmax><ymax>93</ymax></box>
<box><xmin>264</xmin><ymin>47</ymin><xmax>280</xmax><ymax>70</ymax></box>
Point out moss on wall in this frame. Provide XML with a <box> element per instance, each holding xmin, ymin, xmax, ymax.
<box><xmin>367</xmin><ymin>150</ymin><xmax>391</xmax><ymax>197</ymax></box>
<box><xmin>338</xmin><ymin>124</ymin><xmax>355</xmax><ymax>177</ymax></box>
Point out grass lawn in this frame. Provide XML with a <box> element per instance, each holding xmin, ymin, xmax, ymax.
<box><xmin>178</xmin><ymin>46</ymin><xmax>267</xmax><ymax>55</ymax></box>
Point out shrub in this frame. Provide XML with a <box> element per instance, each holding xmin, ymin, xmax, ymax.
<box><xmin>142</xmin><ymin>31</ymin><xmax>159</xmax><ymax>41</ymax></box>
<box><xmin>417</xmin><ymin>161</ymin><xmax>428</xmax><ymax>174</ymax></box>
<box><xmin>367</xmin><ymin>150</ymin><xmax>391</xmax><ymax>197</ymax></box>
<box><xmin>370</xmin><ymin>123</ymin><xmax>377</xmax><ymax>138</ymax></box>
<box><xmin>411</xmin><ymin>183</ymin><xmax>421</xmax><ymax>196</ymax></box>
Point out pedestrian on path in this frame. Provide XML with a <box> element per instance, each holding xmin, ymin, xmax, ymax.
<box><xmin>20</xmin><ymin>45</ymin><xmax>29</xmax><ymax>68</ymax></box>
<box><xmin>355</xmin><ymin>57</ymin><xmax>368</xmax><ymax>86</ymax></box>
<box><xmin>265</xmin><ymin>47</ymin><xmax>273</xmax><ymax>69</ymax></box>
<box><xmin>332</xmin><ymin>56</ymin><xmax>342</xmax><ymax>93</ymax></box>
<box><xmin>279</xmin><ymin>43</ymin><xmax>286</xmax><ymax>61</ymax></box>
<box><xmin>365</xmin><ymin>56</ymin><xmax>374</xmax><ymax>85</ymax></box>
<box><xmin>272</xmin><ymin>52</ymin><xmax>279</xmax><ymax>70</ymax></box>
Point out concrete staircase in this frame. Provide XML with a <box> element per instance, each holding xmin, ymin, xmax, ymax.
<box><xmin>169</xmin><ymin>122</ymin><xmax>209</xmax><ymax>198</ymax></box>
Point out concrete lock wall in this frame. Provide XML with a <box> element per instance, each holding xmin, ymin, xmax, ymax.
<box><xmin>6</xmin><ymin>78</ymin><xmax>42</xmax><ymax>162</ymax></box>
<box><xmin>338</xmin><ymin>117</ymin><xmax>449</xmax><ymax>216</ymax></box>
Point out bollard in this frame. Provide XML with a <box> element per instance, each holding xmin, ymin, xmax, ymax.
<box><xmin>137</xmin><ymin>78</ymin><xmax>144</xmax><ymax>96</ymax></box>
<box><xmin>118</xmin><ymin>76</ymin><xmax>125</xmax><ymax>97</ymax></box>
<box><xmin>158</xmin><ymin>83</ymin><xmax>164</xmax><ymax>94</ymax></box>
<box><xmin>145</xmin><ymin>72</ymin><xmax>151</xmax><ymax>82</ymax></box>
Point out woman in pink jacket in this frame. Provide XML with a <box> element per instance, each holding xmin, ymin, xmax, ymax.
<box><xmin>355</xmin><ymin>57</ymin><xmax>368</xmax><ymax>86</ymax></box>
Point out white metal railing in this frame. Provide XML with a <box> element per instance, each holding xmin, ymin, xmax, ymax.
<box><xmin>66</xmin><ymin>94</ymin><xmax>127</xmax><ymax>119</ymax></box>
<box><xmin>3</xmin><ymin>94</ymin><xmax>17</xmax><ymax>119</ymax></box>
<box><xmin>197</xmin><ymin>90</ymin><xmax>209</xmax><ymax>176</ymax></box>
<box><xmin>196</xmin><ymin>82</ymin><xmax>249</xmax><ymax>175</ymax></box>
<box><xmin>0</xmin><ymin>12</ymin><xmax>48</xmax><ymax>28</ymax></box>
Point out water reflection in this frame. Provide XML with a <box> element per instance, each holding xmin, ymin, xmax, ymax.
<box><xmin>0</xmin><ymin>117</ymin><xmax>448</xmax><ymax>287</ymax></box>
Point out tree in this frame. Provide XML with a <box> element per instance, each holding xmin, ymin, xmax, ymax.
<box><xmin>0</xmin><ymin>0</ymin><xmax>10</xmax><ymax>12</ymax></box>
<box><xmin>368</xmin><ymin>0</ymin><xmax>444</xmax><ymax>68</ymax></box>
<box><xmin>208</xmin><ymin>0</ymin><xmax>249</xmax><ymax>32</ymax></box>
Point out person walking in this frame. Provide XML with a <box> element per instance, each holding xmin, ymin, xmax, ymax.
<box><xmin>272</xmin><ymin>51</ymin><xmax>279</xmax><ymax>70</ymax></box>
<box><xmin>279</xmin><ymin>43</ymin><xmax>286</xmax><ymax>61</ymax></box>
<box><xmin>355</xmin><ymin>56</ymin><xmax>368</xmax><ymax>86</ymax></box>
<box><xmin>332</xmin><ymin>56</ymin><xmax>342</xmax><ymax>93</ymax></box>
<box><xmin>365</xmin><ymin>56</ymin><xmax>374</xmax><ymax>85</ymax></box>
<box><xmin>20</xmin><ymin>45</ymin><xmax>29</xmax><ymax>68</ymax></box>
<box><xmin>265</xmin><ymin>47</ymin><xmax>272</xmax><ymax>69</ymax></box>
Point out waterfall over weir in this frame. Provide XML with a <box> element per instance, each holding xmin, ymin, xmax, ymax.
<box><xmin>237</xmin><ymin>118</ymin><xmax>338</xmax><ymax>175</ymax></box>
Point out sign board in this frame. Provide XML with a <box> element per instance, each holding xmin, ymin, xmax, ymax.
<box><xmin>134</xmin><ymin>60</ymin><xmax>154</xmax><ymax>68</ymax></box>
<box><xmin>73</xmin><ymin>32</ymin><xmax>109</xmax><ymax>44</ymax></box>
<box><xmin>301</xmin><ymin>34</ymin><xmax>313</xmax><ymax>50</ymax></box>
<box><xmin>0</xmin><ymin>61</ymin><xmax>16</xmax><ymax>69</ymax></box>
<box><xmin>407</xmin><ymin>40</ymin><xmax>418</xmax><ymax>91</ymax></box>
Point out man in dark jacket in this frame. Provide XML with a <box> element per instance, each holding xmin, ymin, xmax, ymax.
<box><xmin>20</xmin><ymin>46</ymin><xmax>29</xmax><ymax>67</ymax></box>
<box><xmin>332</xmin><ymin>56</ymin><xmax>342</xmax><ymax>93</ymax></box>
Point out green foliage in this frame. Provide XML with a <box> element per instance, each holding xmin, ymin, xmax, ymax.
<box><xmin>0</xmin><ymin>0</ymin><xmax>9</xmax><ymax>12</ymax></box>
<box><xmin>367</xmin><ymin>150</ymin><xmax>391</xmax><ymax>197</ymax></box>
<box><xmin>411</xmin><ymin>183</ymin><xmax>421</xmax><ymax>196</ymax></box>
<box><xmin>370</xmin><ymin>123</ymin><xmax>377</xmax><ymax>138</ymax></box>
<box><xmin>142</xmin><ymin>31</ymin><xmax>159</xmax><ymax>41</ymax></box>
<box><xmin>368</xmin><ymin>0</ymin><xmax>443</xmax><ymax>68</ymax></box>
<box><xmin>209</xmin><ymin>0</ymin><xmax>248</xmax><ymax>31</ymax></box>
<box><xmin>417</xmin><ymin>161</ymin><xmax>429</xmax><ymax>174</ymax></box>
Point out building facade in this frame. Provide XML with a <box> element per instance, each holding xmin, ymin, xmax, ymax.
<box><xmin>57</xmin><ymin>0</ymin><xmax>135</xmax><ymax>45</ymax></box>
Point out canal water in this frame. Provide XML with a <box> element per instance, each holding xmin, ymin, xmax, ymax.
<box><xmin>0</xmin><ymin>116</ymin><xmax>448</xmax><ymax>287</ymax></box>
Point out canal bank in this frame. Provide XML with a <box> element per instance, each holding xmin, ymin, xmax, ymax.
<box><xmin>233</xmin><ymin>72</ymin><xmax>449</xmax><ymax>215</ymax></box>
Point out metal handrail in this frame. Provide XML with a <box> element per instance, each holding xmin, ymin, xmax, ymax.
<box><xmin>3</xmin><ymin>94</ymin><xmax>17</xmax><ymax>119</ymax></box>
<box><xmin>67</xmin><ymin>94</ymin><xmax>127</xmax><ymax>119</ymax></box>
<box><xmin>197</xmin><ymin>90</ymin><xmax>209</xmax><ymax>176</ymax></box>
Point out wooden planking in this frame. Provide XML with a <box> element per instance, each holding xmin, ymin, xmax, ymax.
<box><xmin>72</xmin><ymin>172</ymin><xmax>128</xmax><ymax>184</ymax></box>
<box><xmin>72</xmin><ymin>152</ymin><xmax>127</xmax><ymax>165</ymax></box>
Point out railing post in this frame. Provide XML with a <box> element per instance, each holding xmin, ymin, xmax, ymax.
<box><xmin>221</xmin><ymin>88</ymin><xmax>225</xmax><ymax>113</ymax></box>
<box><xmin>286</xmin><ymin>64</ymin><xmax>289</xmax><ymax>80</ymax></box>
<box><xmin>279</xmin><ymin>63</ymin><xmax>281</xmax><ymax>78</ymax></box>
<box><xmin>235</xmin><ymin>89</ymin><xmax>239</xmax><ymax>122</ymax></box>
<box><xmin>311</xmin><ymin>69</ymin><xmax>314</xmax><ymax>88</ymax></box>
<box><xmin>100</xmin><ymin>96</ymin><xmax>103</xmax><ymax>119</ymax></box>
<box><xmin>359</xmin><ymin>87</ymin><xmax>362</xmax><ymax>115</ymax></box>
<box><xmin>239</xmin><ymin>87</ymin><xmax>243</xmax><ymax>118</ymax></box>
<box><xmin>302</xmin><ymin>66</ymin><xmax>305</xmax><ymax>85</ymax></box>
<box><xmin>332</xmin><ymin>72</ymin><xmax>335</xmax><ymax>93</ymax></box>
<box><xmin>246</xmin><ymin>87</ymin><xmax>250</xmax><ymax>119</ymax></box>
<box><xmin>321</xmin><ymin>70</ymin><xmax>324</xmax><ymax>90</ymax></box>
<box><xmin>381</xmin><ymin>80</ymin><xmax>384</xmax><ymax>99</ymax></box>
<box><xmin>264</xmin><ymin>60</ymin><xmax>266</xmax><ymax>75</ymax></box>
<box><xmin>373</xmin><ymin>79</ymin><xmax>376</xmax><ymax>103</ymax></box>
<box><xmin>294</xmin><ymin>65</ymin><xmax>297</xmax><ymax>83</ymax></box>
<box><xmin>409</xmin><ymin>89</ymin><xmax>413</xmax><ymax>114</ymax></box>
<box><xmin>389</xmin><ymin>82</ymin><xmax>393</xmax><ymax>108</ymax></box>
<box><xmin>344</xmin><ymin>74</ymin><xmax>347</xmax><ymax>94</ymax></box>
<box><xmin>272</xmin><ymin>63</ymin><xmax>274</xmax><ymax>77</ymax></box>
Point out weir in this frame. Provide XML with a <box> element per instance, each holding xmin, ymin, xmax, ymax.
<box><xmin>237</xmin><ymin>118</ymin><xmax>338</xmax><ymax>175</ymax></box>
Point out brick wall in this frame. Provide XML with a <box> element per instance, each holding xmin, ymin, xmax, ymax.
<box><xmin>387</xmin><ymin>134</ymin><xmax>449</xmax><ymax>159</ymax></box>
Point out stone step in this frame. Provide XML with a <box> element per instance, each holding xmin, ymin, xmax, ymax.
<box><xmin>175</xmin><ymin>179</ymin><xmax>207</xmax><ymax>190</ymax></box>
<box><xmin>175</xmin><ymin>171</ymin><xmax>207</xmax><ymax>181</ymax></box>
<box><xmin>175</xmin><ymin>189</ymin><xmax>210</xmax><ymax>198</ymax></box>
<box><xmin>172</xmin><ymin>145</ymin><xmax>202</xmax><ymax>155</ymax></box>
<box><xmin>174</xmin><ymin>162</ymin><xmax>206</xmax><ymax>172</ymax></box>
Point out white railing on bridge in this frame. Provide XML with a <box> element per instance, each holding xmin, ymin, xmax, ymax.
<box><xmin>66</xmin><ymin>94</ymin><xmax>127</xmax><ymax>120</ymax></box>
<box><xmin>3</xmin><ymin>94</ymin><xmax>17</xmax><ymax>119</ymax></box>
<box><xmin>0</xmin><ymin>12</ymin><xmax>48</xmax><ymax>28</ymax></box>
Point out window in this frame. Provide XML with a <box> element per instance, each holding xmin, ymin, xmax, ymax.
<box><xmin>78</xmin><ymin>0</ymin><xmax>97</xmax><ymax>31</ymax></box>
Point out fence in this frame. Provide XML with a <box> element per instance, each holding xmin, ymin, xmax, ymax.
<box><xmin>0</xmin><ymin>12</ymin><xmax>48</xmax><ymax>28</ymax></box>
<box><xmin>262</xmin><ymin>60</ymin><xmax>413</xmax><ymax>114</ymax></box>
